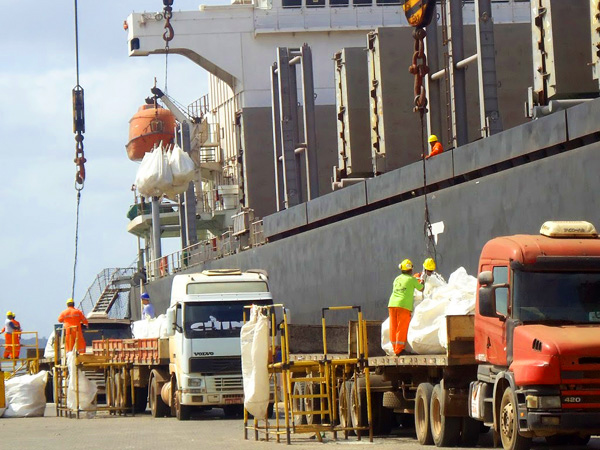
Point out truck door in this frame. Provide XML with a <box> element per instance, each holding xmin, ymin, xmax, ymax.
<box><xmin>478</xmin><ymin>265</ymin><xmax>510</xmax><ymax>367</ymax></box>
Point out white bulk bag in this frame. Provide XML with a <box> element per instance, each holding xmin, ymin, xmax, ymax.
<box><xmin>131</xmin><ymin>314</ymin><xmax>168</xmax><ymax>339</ymax></box>
<box><xmin>3</xmin><ymin>371</ymin><xmax>48</xmax><ymax>417</ymax></box>
<box><xmin>380</xmin><ymin>318</ymin><xmax>394</xmax><ymax>356</ymax></box>
<box><xmin>136</xmin><ymin>147</ymin><xmax>162</xmax><ymax>198</ymax></box>
<box><xmin>169</xmin><ymin>144</ymin><xmax>196</xmax><ymax>187</ymax></box>
<box><xmin>66</xmin><ymin>352</ymin><xmax>98</xmax><ymax>417</ymax></box>
<box><xmin>241</xmin><ymin>305</ymin><xmax>270</xmax><ymax>419</ymax></box>
<box><xmin>153</xmin><ymin>148</ymin><xmax>174</xmax><ymax>194</ymax></box>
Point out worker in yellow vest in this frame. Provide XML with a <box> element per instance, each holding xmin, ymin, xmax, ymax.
<box><xmin>388</xmin><ymin>259</ymin><xmax>424</xmax><ymax>355</ymax></box>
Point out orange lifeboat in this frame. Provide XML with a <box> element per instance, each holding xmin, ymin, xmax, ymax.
<box><xmin>126</xmin><ymin>104</ymin><xmax>176</xmax><ymax>161</ymax></box>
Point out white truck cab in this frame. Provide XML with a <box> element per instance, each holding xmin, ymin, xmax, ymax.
<box><xmin>163</xmin><ymin>269</ymin><xmax>272</xmax><ymax>419</ymax></box>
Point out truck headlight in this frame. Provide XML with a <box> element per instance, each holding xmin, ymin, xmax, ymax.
<box><xmin>188</xmin><ymin>378</ymin><xmax>204</xmax><ymax>388</ymax></box>
<box><xmin>526</xmin><ymin>395</ymin><xmax>561</xmax><ymax>409</ymax></box>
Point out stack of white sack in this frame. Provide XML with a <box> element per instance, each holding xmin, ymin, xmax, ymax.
<box><xmin>131</xmin><ymin>314</ymin><xmax>169</xmax><ymax>339</ymax></box>
<box><xmin>407</xmin><ymin>267</ymin><xmax>477</xmax><ymax>355</ymax></box>
<box><xmin>2</xmin><ymin>371</ymin><xmax>48</xmax><ymax>417</ymax></box>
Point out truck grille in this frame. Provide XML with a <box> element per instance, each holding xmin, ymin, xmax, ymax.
<box><xmin>214</xmin><ymin>376</ymin><xmax>243</xmax><ymax>391</ymax></box>
<box><xmin>189</xmin><ymin>357</ymin><xmax>241</xmax><ymax>375</ymax></box>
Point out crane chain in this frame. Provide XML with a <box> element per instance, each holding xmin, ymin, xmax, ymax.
<box><xmin>73</xmin><ymin>86</ymin><xmax>86</xmax><ymax>190</ymax></box>
<box><xmin>408</xmin><ymin>27</ymin><xmax>429</xmax><ymax>117</ymax></box>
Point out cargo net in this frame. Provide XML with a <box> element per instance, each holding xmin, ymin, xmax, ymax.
<box><xmin>78</xmin><ymin>267</ymin><xmax>135</xmax><ymax>319</ymax></box>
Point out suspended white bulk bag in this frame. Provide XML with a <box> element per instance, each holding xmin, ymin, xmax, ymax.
<box><xmin>169</xmin><ymin>144</ymin><xmax>196</xmax><ymax>186</ymax></box>
<box><xmin>240</xmin><ymin>305</ymin><xmax>270</xmax><ymax>419</ymax></box>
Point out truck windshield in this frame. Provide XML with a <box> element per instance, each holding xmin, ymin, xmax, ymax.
<box><xmin>184</xmin><ymin>300</ymin><xmax>272</xmax><ymax>338</ymax></box>
<box><xmin>513</xmin><ymin>271</ymin><xmax>600</xmax><ymax>324</ymax></box>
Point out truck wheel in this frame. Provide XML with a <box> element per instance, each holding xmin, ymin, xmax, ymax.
<box><xmin>430</xmin><ymin>383</ymin><xmax>461</xmax><ymax>447</ymax></box>
<box><xmin>414</xmin><ymin>383</ymin><xmax>434</xmax><ymax>445</ymax></box>
<box><xmin>134</xmin><ymin>386</ymin><xmax>148</xmax><ymax>414</ymax></box>
<box><xmin>371</xmin><ymin>392</ymin><xmax>395</xmax><ymax>435</ymax></box>
<box><xmin>460</xmin><ymin>417</ymin><xmax>481</xmax><ymax>446</ymax></box>
<box><xmin>499</xmin><ymin>387</ymin><xmax>531</xmax><ymax>450</ymax></box>
<box><xmin>350</xmin><ymin>377</ymin><xmax>370</xmax><ymax>437</ymax></box>
<box><xmin>304</xmin><ymin>375</ymin><xmax>321</xmax><ymax>425</ymax></box>
<box><xmin>338</xmin><ymin>380</ymin><xmax>351</xmax><ymax>430</ymax></box>
<box><xmin>173</xmin><ymin>379</ymin><xmax>192</xmax><ymax>421</ymax></box>
<box><xmin>292</xmin><ymin>381</ymin><xmax>306</xmax><ymax>425</ymax></box>
<box><xmin>546</xmin><ymin>434</ymin><xmax>590</xmax><ymax>446</ymax></box>
<box><xmin>149</xmin><ymin>375</ymin><xmax>169</xmax><ymax>418</ymax></box>
<box><xmin>45</xmin><ymin>372</ymin><xmax>54</xmax><ymax>403</ymax></box>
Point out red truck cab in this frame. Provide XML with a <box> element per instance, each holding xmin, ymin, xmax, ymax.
<box><xmin>471</xmin><ymin>221</ymin><xmax>600</xmax><ymax>449</ymax></box>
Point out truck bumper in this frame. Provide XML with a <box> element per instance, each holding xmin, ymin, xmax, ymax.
<box><xmin>528</xmin><ymin>411</ymin><xmax>600</xmax><ymax>434</ymax></box>
<box><xmin>181</xmin><ymin>392</ymin><xmax>244</xmax><ymax>406</ymax></box>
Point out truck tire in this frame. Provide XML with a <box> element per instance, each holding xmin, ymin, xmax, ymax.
<box><xmin>460</xmin><ymin>417</ymin><xmax>481</xmax><ymax>446</ymax></box>
<box><xmin>430</xmin><ymin>383</ymin><xmax>461</xmax><ymax>447</ymax></box>
<box><xmin>371</xmin><ymin>392</ymin><xmax>395</xmax><ymax>435</ymax></box>
<box><xmin>415</xmin><ymin>383</ymin><xmax>434</xmax><ymax>445</ymax></box>
<box><xmin>546</xmin><ymin>434</ymin><xmax>590</xmax><ymax>446</ymax></box>
<box><xmin>499</xmin><ymin>387</ymin><xmax>531</xmax><ymax>450</ymax></box>
<box><xmin>292</xmin><ymin>381</ymin><xmax>306</xmax><ymax>425</ymax></box>
<box><xmin>304</xmin><ymin>375</ymin><xmax>321</xmax><ymax>425</ymax></box>
<box><xmin>172</xmin><ymin>379</ymin><xmax>192</xmax><ymax>421</ymax></box>
<box><xmin>350</xmin><ymin>377</ymin><xmax>371</xmax><ymax>437</ymax></box>
<box><xmin>134</xmin><ymin>386</ymin><xmax>148</xmax><ymax>414</ymax></box>
<box><xmin>149</xmin><ymin>375</ymin><xmax>169</xmax><ymax>418</ymax></box>
<box><xmin>45</xmin><ymin>372</ymin><xmax>54</xmax><ymax>403</ymax></box>
<box><xmin>338</xmin><ymin>380</ymin><xmax>351</xmax><ymax>430</ymax></box>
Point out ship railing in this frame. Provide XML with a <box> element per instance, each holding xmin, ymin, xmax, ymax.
<box><xmin>147</xmin><ymin>239</ymin><xmax>220</xmax><ymax>279</ymax></box>
<box><xmin>187</xmin><ymin>94</ymin><xmax>209</xmax><ymax>121</ymax></box>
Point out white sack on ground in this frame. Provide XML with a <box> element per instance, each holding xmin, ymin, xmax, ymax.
<box><xmin>407</xmin><ymin>267</ymin><xmax>476</xmax><ymax>355</ymax></box>
<box><xmin>131</xmin><ymin>314</ymin><xmax>168</xmax><ymax>339</ymax></box>
<box><xmin>66</xmin><ymin>352</ymin><xmax>97</xmax><ymax>417</ymax></box>
<box><xmin>3</xmin><ymin>371</ymin><xmax>48</xmax><ymax>417</ymax></box>
<box><xmin>241</xmin><ymin>305</ymin><xmax>270</xmax><ymax>419</ymax></box>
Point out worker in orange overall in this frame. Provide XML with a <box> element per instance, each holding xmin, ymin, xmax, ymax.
<box><xmin>388</xmin><ymin>259</ymin><xmax>424</xmax><ymax>356</ymax></box>
<box><xmin>58</xmin><ymin>298</ymin><xmax>89</xmax><ymax>353</ymax></box>
<box><xmin>2</xmin><ymin>311</ymin><xmax>21</xmax><ymax>359</ymax></box>
<box><xmin>425</xmin><ymin>135</ymin><xmax>444</xmax><ymax>160</ymax></box>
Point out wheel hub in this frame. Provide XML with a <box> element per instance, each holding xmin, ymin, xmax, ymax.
<box><xmin>501</xmin><ymin>402</ymin><xmax>514</xmax><ymax>439</ymax></box>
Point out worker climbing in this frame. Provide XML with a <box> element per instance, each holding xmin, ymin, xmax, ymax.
<box><xmin>2</xmin><ymin>311</ymin><xmax>21</xmax><ymax>359</ymax></box>
<box><xmin>425</xmin><ymin>135</ymin><xmax>443</xmax><ymax>159</ymax></box>
<box><xmin>388</xmin><ymin>259</ymin><xmax>424</xmax><ymax>356</ymax></box>
<box><xmin>58</xmin><ymin>299</ymin><xmax>89</xmax><ymax>353</ymax></box>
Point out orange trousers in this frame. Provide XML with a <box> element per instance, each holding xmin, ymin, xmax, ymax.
<box><xmin>65</xmin><ymin>327</ymin><xmax>86</xmax><ymax>353</ymax></box>
<box><xmin>389</xmin><ymin>307</ymin><xmax>411</xmax><ymax>355</ymax></box>
<box><xmin>3</xmin><ymin>333</ymin><xmax>21</xmax><ymax>359</ymax></box>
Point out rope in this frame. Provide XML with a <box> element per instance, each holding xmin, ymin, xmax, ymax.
<box><xmin>420</xmin><ymin>113</ymin><xmax>437</xmax><ymax>262</ymax></box>
<box><xmin>71</xmin><ymin>190</ymin><xmax>82</xmax><ymax>300</ymax></box>
<box><xmin>74</xmin><ymin>0</ymin><xmax>80</xmax><ymax>86</ymax></box>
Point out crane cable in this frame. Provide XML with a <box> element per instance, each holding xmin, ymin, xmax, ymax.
<box><xmin>162</xmin><ymin>0</ymin><xmax>175</xmax><ymax>93</ymax></box>
<box><xmin>71</xmin><ymin>0</ymin><xmax>86</xmax><ymax>299</ymax></box>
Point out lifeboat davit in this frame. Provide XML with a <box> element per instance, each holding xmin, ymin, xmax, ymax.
<box><xmin>126</xmin><ymin>104</ymin><xmax>176</xmax><ymax>161</ymax></box>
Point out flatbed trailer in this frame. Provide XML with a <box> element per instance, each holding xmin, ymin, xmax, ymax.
<box><xmin>286</xmin><ymin>315</ymin><xmax>481</xmax><ymax>444</ymax></box>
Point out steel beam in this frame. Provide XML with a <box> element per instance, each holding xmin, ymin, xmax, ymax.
<box><xmin>270</xmin><ymin>63</ymin><xmax>285</xmax><ymax>211</ymax></box>
<box><xmin>475</xmin><ymin>0</ymin><xmax>503</xmax><ymax>137</ymax></box>
<box><xmin>151</xmin><ymin>196</ymin><xmax>162</xmax><ymax>273</ymax></box>
<box><xmin>277</xmin><ymin>47</ymin><xmax>301</xmax><ymax>208</ymax></box>
<box><xmin>181</xmin><ymin>122</ymin><xmax>198</xmax><ymax>246</ymax></box>
<box><xmin>300</xmin><ymin>44</ymin><xmax>319</xmax><ymax>200</ymax></box>
<box><xmin>447</xmin><ymin>0</ymin><xmax>469</xmax><ymax>147</ymax></box>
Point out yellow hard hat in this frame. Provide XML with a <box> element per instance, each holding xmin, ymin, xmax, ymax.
<box><xmin>399</xmin><ymin>259</ymin><xmax>413</xmax><ymax>271</ymax></box>
<box><xmin>428</xmin><ymin>135</ymin><xmax>438</xmax><ymax>143</ymax></box>
<box><xmin>66</xmin><ymin>298</ymin><xmax>75</xmax><ymax>305</ymax></box>
<box><xmin>423</xmin><ymin>258</ymin><xmax>436</xmax><ymax>271</ymax></box>
<box><xmin>6</xmin><ymin>311</ymin><xmax>14</xmax><ymax>317</ymax></box>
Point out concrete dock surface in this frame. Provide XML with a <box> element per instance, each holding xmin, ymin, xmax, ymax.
<box><xmin>0</xmin><ymin>405</ymin><xmax>598</xmax><ymax>450</ymax></box>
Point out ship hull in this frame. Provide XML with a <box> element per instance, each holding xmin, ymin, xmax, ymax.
<box><xmin>131</xmin><ymin>101</ymin><xmax>600</xmax><ymax>323</ymax></box>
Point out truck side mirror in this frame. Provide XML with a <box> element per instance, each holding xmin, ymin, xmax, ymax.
<box><xmin>165</xmin><ymin>307</ymin><xmax>177</xmax><ymax>337</ymax></box>
<box><xmin>479</xmin><ymin>286</ymin><xmax>499</xmax><ymax>318</ymax></box>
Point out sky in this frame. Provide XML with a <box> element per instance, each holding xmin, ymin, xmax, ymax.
<box><xmin>0</xmin><ymin>0</ymin><xmax>225</xmax><ymax>337</ymax></box>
